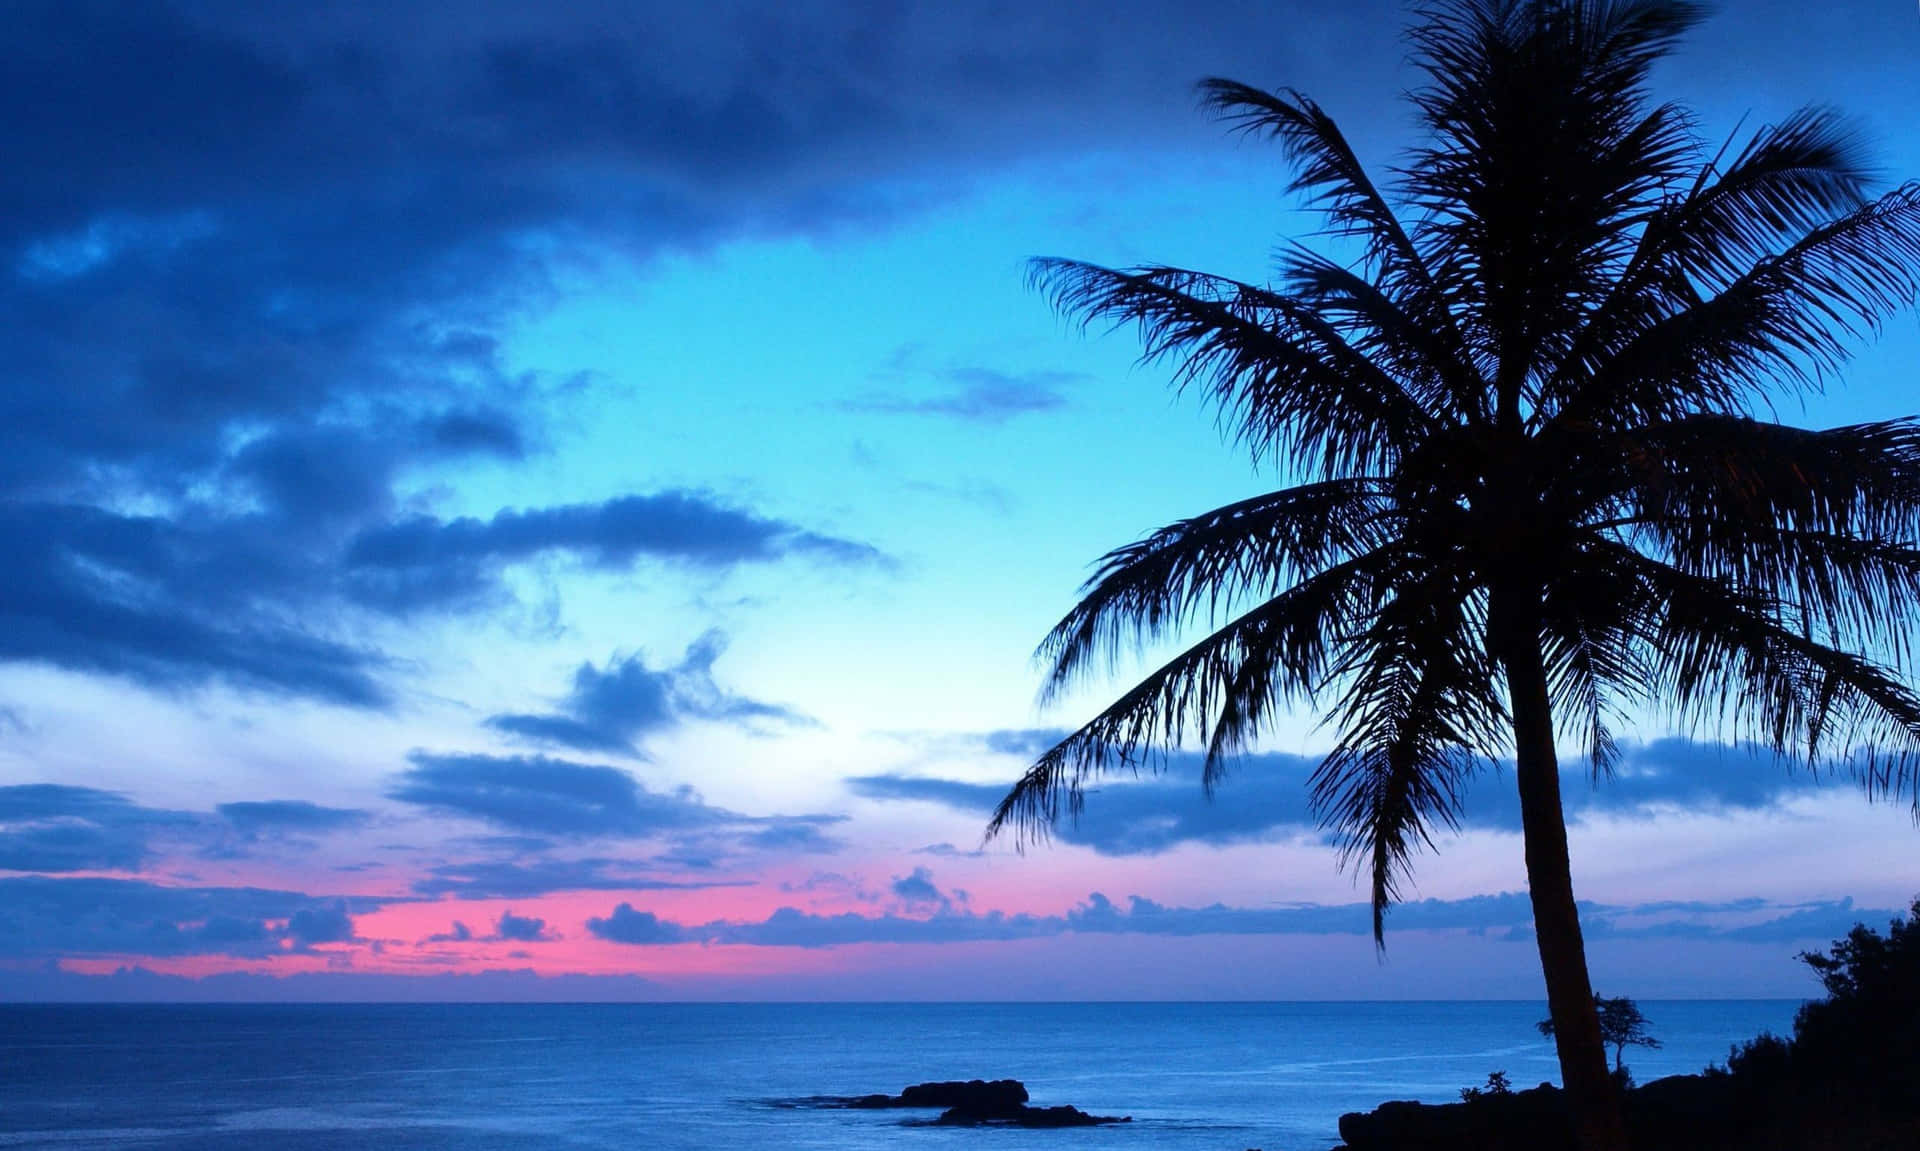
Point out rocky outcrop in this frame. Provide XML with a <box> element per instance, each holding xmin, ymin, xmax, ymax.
<box><xmin>1334</xmin><ymin>1073</ymin><xmax>1919</xmax><ymax>1151</ymax></box>
<box><xmin>931</xmin><ymin>1101</ymin><xmax>1129</xmax><ymax>1128</ymax></box>
<box><xmin>844</xmin><ymin>1079</ymin><xmax>1030</xmax><ymax>1112</ymax></box>
<box><xmin>799</xmin><ymin>1078</ymin><xmax>1130</xmax><ymax>1127</ymax></box>
<box><xmin>1336</xmin><ymin>1082</ymin><xmax>1571</xmax><ymax>1151</ymax></box>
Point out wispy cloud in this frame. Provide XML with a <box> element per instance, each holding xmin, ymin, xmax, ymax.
<box><xmin>847</xmin><ymin>366</ymin><xmax>1082</xmax><ymax>424</ymax></box>
<box><xmin>486</xmin><ymin>630</ymin><xmax>811</xmax><ymax>757</ymax></box>
<box><xmin>851</xmin><ymin>736</ymin><xmax>1842</xmax><ymax>855</ymax></box>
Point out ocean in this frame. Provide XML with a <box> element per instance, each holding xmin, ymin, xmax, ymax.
<box><xmin>0</xmin><ymin>1001</ymin><xmax>1800</xmax><ymax>1150</ymax></box>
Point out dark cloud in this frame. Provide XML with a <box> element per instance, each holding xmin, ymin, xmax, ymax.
<box><xmin>286</xmin><ymin>902</ymin><xmax>357</xmax><ymax>947</ymax></box>
<box><xmin>0</xmin><ymin>876</ymin><xmax>389</xmax><ymax>958</ymax></box>
<box><xmin>389</xmin><ymin>751</ymin><xmax>848</xmax><ymax>880</ymax></box>
<box><xmin>914</xmin><ymin>842</ymin><xmax>987</xmax><ymax>860</ymax></box>
<box><xmin>586</xmin><ymin>902</ymin><xmax>690</xmax><ymax>945</ymax></box>
<box><xmin>346</xmin><ymin>495</ymin><xmax>879</xmax><ymax>616</ymax></box>
<box><xmin>425</xmin><ymin>920</ymin><xmax>474</xmax><ymax>944</ymax></box>
<box><xmin>2</xmin><ymin>502</ymin><xmax>393</xmax><ymax>707</ymax></box>
<box><xmin>0</xmin><ymin>784</ymin><xmax>195</xmax><ymax>873</ymax></box>
<box><xmin>216</xmin><ymin>800</ymin><xmax>368</xmax><ymax>834</ymax></box>
<box><xmin>979</xmin><ymin>729</ymin><xmax>1067</xmax><ymax>758</ymax></box>
<box><xmin>491</xmin><ymin>910</ymin><xmax>552</xmax><ymax>942</ymax></box>
<box><xmin>388</xmin><ymin>752</ymin><xmax>734</xmax><ymax>839</ymax></box>
<box><xmin>852</xmin><ymin>738</ymin><xmax>1839</xmax><ymax>856</ymax></box>
<box><xmin>0</xmin><ymin>784</ymin><xmax>387</xmax><ymax>871</ymax></box>
<box><xmin>0</xmin><ymin>0</ymin><xmax>1408</xmax><ymax>708</ymax></box>
<box><xmin>487</xmin><ymin>630</ymin><xmax>811</xmax><ymax>756</ymax></box>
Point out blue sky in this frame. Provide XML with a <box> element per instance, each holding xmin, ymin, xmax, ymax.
<box><xmin>1</xmin><ymin>0</ymin><xmax>1918</xmax><ymax>1000</ymax></box>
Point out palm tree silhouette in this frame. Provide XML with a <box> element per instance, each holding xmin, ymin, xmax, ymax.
<box><xmin>988</xmin><ymin>3</ymin><xmax>1920</xmax><ymax>1148</ymax></box>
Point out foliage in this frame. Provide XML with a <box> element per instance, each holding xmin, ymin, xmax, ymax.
<box><xmin>1539</xmin><ymin>995</ymin><xmax>1662</xmax><ymax>1072</ymax></box>
<box><xmin>1460</xmin><ymin>1069</ymin><xmax>1514</xmax><ymax>1101</ymax></box>
<box><xmin>1786</xmin><ymin>898</ymin><xmax>1920</xmax><ymax>1107</ymax></box>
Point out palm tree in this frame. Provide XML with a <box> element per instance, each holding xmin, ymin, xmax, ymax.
<box><xmin>987</xmin><ymin>3</ymin><xmax>1920</xmax><ymax>1149</ymax></box>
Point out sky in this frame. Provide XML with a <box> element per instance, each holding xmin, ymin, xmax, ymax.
<box><xmin>2</xmin><ymin>0</ymin><xmax>1919</xmax><ymax>1002</ymax></box>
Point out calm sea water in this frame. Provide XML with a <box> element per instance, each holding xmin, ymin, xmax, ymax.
<box><xmin>0</xmin><ymin>1001</ymin><xmax>1799</xmax><ymax>1151</ymax></box>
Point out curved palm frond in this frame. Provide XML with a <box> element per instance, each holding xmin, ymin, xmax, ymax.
<box><xmin>1602</xmin><ymin>542</ymin><xmax>1920</xmax><ymax>805</ymax></box>
<box><xmin>1310</xmin><ymin>567</ymin><xmax>1502</xmax><ymax>944</ymax></box>
<box><xmin>1541</xmin><ymin>105</ymin><xmax>1877</xmax><ymax>416</ymax></box>
<box><xmin>1197</xmin><ymin>78</ymin><xmax>1486</xmax><ymax>421</ymax></box>
<box><xmin>989</xmin><ymin>547</ymin><xmax>1402</xmax><ymax>844</ymax></box>
<box><xmin>1027</xmin><ymin>259</ymin><xmax>1439</xmax><ymax>476</ymax></box>
<box><xmin>1038</xmin><ymin>480</ymin><xmax>1393</xmax><ymax>700</ymax></box>
<box><xmin>1661</xmin><ymin>106</ymin><xmax>1876</xmax><ymax>288</ymax></box>
<box><xmin>1276</xmin><ymin>249</ymin><xmax>1478</xmax><ymax>424</ymax></box>
<box><xmin>1568</xmin><ymin>185</ymin><xmax>1920</xmax><ymax>428</ymax></box>
<box><xmin>1538</xmin><ymin>542</ymin><xmax>1652</xmax><ymax>776</ymax></box>
<box><xmin>1605</xmin><ymin>417</ymin><xmax>1920</xmax><ymax>647</ymax></box>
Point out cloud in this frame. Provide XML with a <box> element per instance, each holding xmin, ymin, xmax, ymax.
<box><xmin>852</xmin><ymin>737</ymin><xmax>1840</xmax><ymax>856</ymax></box>
<box><xmin>849</xmin><ymin>367</ymin><xmax>1080</xmax><ymax>424</ymax></box>
<box><xmin>408</xmin><ymin>855</ymin><xmax>752</xmax><ymax>899</ymax></box>
<box><xmin>491</xmin><ymin>910</ymin><xmax>552</xmax><ymax>942</ymax></box>
<box><xmin>889</xmin><ymin>866</ymin><xmax>948</xmax><ymax>907</ymax></box>
<box><xmin>0</xmin><ymin>876</ymin><xmax>390</xmax><ymax>958</ymax></box>
<box><xmin>0</xmin><ymin>965</ymin><xmax>664</xmax><ymax>1003</ymax></box>
<box><xmin>425</xmin><ymin>921</ymin><xmax>474</xmax><ymax>943</ymax></box>
<box><xmin>586</xmin><ymin>902</ymin><xmax>690</xmax><ymax>945</ymax></box>
<box><xmin>345</xmin><ymin>494</ymin><xmax>880</xmax><ymax>616</ymax></box>
<box><xmin>486</xmin><ymin>630</ymin><xmax>811</xmax><ymax>756</ymax></box>
<box><xmin>737</xmin><ymin>816</ymin><xmax>847</xmax><ymax>855</ymax></box>
<box><xmin>0</xmin><ymin>784</ymin><xmax>198</xmax><ymax>873</ymax></box>
<box><xmin>583</xmin><ymin>891</ymin><xmax>1903</xmax><ymax>950</ymax></box>
<box><xmin>0</xmin><ymin>0</ymin><xmax>1406</xmax><ymax>708</ymax></box>
<box><xmin>388</xmin><ymin>752</ymin><xmax>849</xmax><ymax>881</ymax></box>
<box><xmin>2</xmin><ymin>503</ymin><xmax>395</xmax><ymax>707</ymax></box>
<box><xmin>387</xmin><ymin>753</ymin><xmax>734</xmax><ymax>839</ymax></box>
<box><xmin>216</xmin><ymin>800</ymin><xmax>368</xmax><ymax>834</ymax></box>
<box><xmin>286</xmin><ymin>902</ymin><xmax>357</xmax><ymax>947</ymax></box>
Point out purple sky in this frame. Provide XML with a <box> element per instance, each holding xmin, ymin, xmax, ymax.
<box><xmin>1</xmin><ymin>0</ymin><xmax>1917</xmax><ymax>1000</ymax></box>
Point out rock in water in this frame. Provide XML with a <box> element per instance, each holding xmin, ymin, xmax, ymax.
<box><xmin>896</xmin><ymin>1079</ymin><xmax>1029</xmax><ymax>1111</ymax></box>
<box><xmin>933</xmin><ymin>1103</ymin><xmax>1131</xmax><ymax>1128</ymax></box>
<box><xmin>810</xmin><ymin>1078</ymin><xmax>1128</xmax><ymax>1126</ymax></box>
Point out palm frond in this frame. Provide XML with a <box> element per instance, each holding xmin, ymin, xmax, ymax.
<box><xmin>1607</xmin><ymin>417</ymin><xmax>1920</xmax><ymax>648</ymax></box>
<box><xmin>1563</xmin><ymin>186</ymin><xmax>1920</xmax><ymax>428</ymax></box>
<box><xmin>989</xmin><ymin>548</ymin><xmax>1401</xmax><ymax>845</ymax></box>
<box><xmin>1664</xmin><ymin>106</ymin><xmax>1876</xmax><ymax>287</ymax></box>
<box><xmin>1027</xmin><ymin>259</ymin><xmax>1439</xmax><ymax>475</ymax></box>
<box><xmin>1277</xmin><ymin>249</ymin><xmax>1481</xmax><ymax>424</ymax></box>
<box><xmin>1539</xmin><ymin>545</ymin><xmax>1650</xmax><ymax>776</ymax></box>
<box><xmin>1605</xmin><ymin>542</ymin><xmax>1920</xmax><ymax>805</ymax></box>
<box><xmin>1542</xmin><ymin>105</ymin><xmax>1876</xmax><ymax>413</ymax></box>
<box><xmin>1196</xmin><ymin>78</ymin><xmax>1484</xmax><ymax>419</ymax></box>
<box><xmin>1310</xmin><ymin>569</ymin><xmax>1502</xmax><ymax>944</ymax></box>
<box><xmin>1039</xmin><ymin>480</ymin><xmax>1393</xmax><ymax>701</ymax></box>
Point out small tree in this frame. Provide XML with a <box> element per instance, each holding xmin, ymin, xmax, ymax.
<box><xmin>1541</xmin><ymin>996</ymin><xmax>1661</xmax><ymax>1074</ymax></box>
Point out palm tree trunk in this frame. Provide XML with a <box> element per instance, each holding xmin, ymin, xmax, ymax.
<box><xmin>1501</xmin><ymin>629</ymin><xmax>1629</xmax><ymax>1151</ymax></box>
